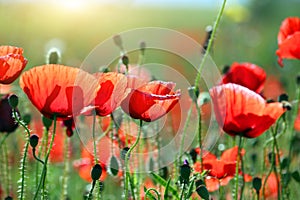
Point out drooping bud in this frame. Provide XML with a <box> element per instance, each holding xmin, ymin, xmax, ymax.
<box><xmin>180</xmin><ymin>160</ymin><xmax>191</xmax><ymax>183</ymax></box>
<box><xmin>196</xmin><ymin>185</ymin><xmax>209</xmax><ymax>200</ymax></box>
<box><xmin>91</xmin><ymin>164</ymin><xmax>102</xmax><ymax>181</ymax></box>
<box><xmin>122</xmin><ymin>55</ymin><xmax>129</xmax><ymax>66</ymax></box>
<box><xmin>30</xmin><ymin>134</ymin><xmax>39</xmax><ymax>148</ymax></box>
<box><xmin>188</xmin><ymin>86</ymin><xmax>200</xmax><ymax>103</ymax></box>
<box><xmin>8</xmin><ymin>94</ymin><xmax>18</xmax><ymax>109</ymax></box>
<box><xmin>109</xmin><ymin>155</ymin><xmax>119</xmax><ymax>176</ymax></box>
<box><xmin>46</xmin><ymin>48</ymin><xmax>61</xmax><ymax>64</ymax></box>
<box><xmin>252</xmin><ymin>177</ymin><xmax>262</xmax><ymax>194</ymax></box>
<box><xmin>23</xmin><ymin>113</ymin><xmax>31</xmax><ymax>125</ymax></box>
<box><xmin>140</xmin><ymin>41</ymin><xmax>146</xmax><ymax>55</ymax></box>
<box><xmin>42</xmin><ymin>115</ymin><xmax>53</xmax><ymax>130</ymax></box>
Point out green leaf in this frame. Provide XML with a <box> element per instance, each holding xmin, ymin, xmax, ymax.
<box><xmin>150</xmin><ymin>172</ymin><xmax>179</xmax><ymax>199</ymax></box>
<box><xmin>164</xmin><ymin>178</ymin><xmax>171</xmax><ymax>199</ymax></box>
<box><xmin>292</xmin><ymin>171</ymin><xmax>300</xmax><ymax>183</ymax></box>
<box><xmin>186</xmin><ymin>177</ymin><xmax>195</xmax><ymax>198</ymax></box>
<box><xmin>144</xmin><ymin>187</ymin><xmax>157</xmax><ymax>200</ymax></box>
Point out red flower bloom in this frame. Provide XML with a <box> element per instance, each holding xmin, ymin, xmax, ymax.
<box><xmin>93</xmin><ymin>72</ymin><xmax>128</xmax><ymax>116</ymax></box>
<box><xmin>222</xmin><ymin>62</ymin><xmax>266</xmax><ymax>93</ymax></box>
<box><xmin>121</xmin><ymin>81</ymin><xmax>181</xmax><ymax>122</ymax></box>
<box><xmin>19</xmin><ymin>64</ymin><xmax>98</xmax><ymax>120</ymax></box>
<box><xmin>263</xmin><ymin>173</ymin><xmax>279</xmax><ymax>199</ymax></box>
<box><xmin>193</xmin><ymin>146</ymin><xmax>251</xmax><ymax>192</ymax></box>
<box><xmin>276</xmin><ymin>17</ymin><xmax>300</xmax><ymax>67</ymax></box>
<box><xmin>0</xmin><ymin>46</ymin><xmax>27</xmax><ymax>84</ymax></box>
<box><xmin>210</xmin><ymin>83</ymin><xmax>286</xmax><ymax>138</ymax></box>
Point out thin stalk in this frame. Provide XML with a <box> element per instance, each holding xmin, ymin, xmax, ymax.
<box><xmin>0</xmin><ymin>133</ymin><xmax>9</xmax><ymax>149</ymax></box>
<box><xmin>124</xmin><ymin>120</ymin><xmax>143</xmax><ymax>200</ymax></box>
<box><xmin>13</xmin><ymin>109</ymin><xmax>30</xmax><ymax>200</ymax></box>
<box><xmin>61</xmin><ymin>136</ymin><xmax>70</xmax><ymax>200</ymax></box>
<box><xmin>234</xmin><ymin>136</ymin><xmax>243</xmax><ymax>200</ymax></box>
<box><xmin>34</xmin><ymin>115</ymin><xmax>57</xmax><ymax>199</ymax></box>
<box><xmin>196</xmin><ymin>103</ymin><xmax>203</xmax><ymax>169</ymax></box>
<box><xmin>194</xmin><ymin>0</ymin><xmax>227</xmax><ymax>87</ymax></box>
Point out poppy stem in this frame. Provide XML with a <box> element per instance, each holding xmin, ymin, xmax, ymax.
<box><xmin>124</xmin><ymin>119</ymin><xmax>143</xmax><ymax>200</ymax></box>
<box><xmin>87</xmin><ymin>180</ymin><xmax>96</xmax><ymax>200</ymax></box>
<box><xmin>12</xmin><ymin>108</ymin><xmax>30</xmax><ymax>200</ymax></box>
<box><xmin>92</xmin><ymin>111</ymin><xmax>98</xmax><ymax>164</ymax></box>
<box><xmin>194</xmin><ymin>0</ymin><xmax>227</xmax><ymax>87</ymax></box>
<box><xmin>0</xmin><ymin>133</ymin><xmax>9</xmax><ymax>149</ymax></box>
<box><xmin>32</xmin><ymin>148</ymin><xmax>45</xmax><ymax>165</ymax></box>
<box><xmin>234</xmin><ymin>135</ymin><xmax>243</xmax><ymax>200</ymax></box>
<box><xmin>195</xmin><ymin>102</ymin><xmax>203</xmax><ymax>170</ymax></box>
<box><xmin>61</xmin><ymin>136</ymin><xmax>70</xmax><ymax>200</ymax></box>
<box><xmin>34</xmin><ymin>115</ymin><xmax>57</xmax><ymax>199</ymax></box>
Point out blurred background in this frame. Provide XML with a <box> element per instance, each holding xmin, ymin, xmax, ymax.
<box><xmin>1</xmin><ymin>0</ymin><xmax>300</xmax><ymax>198</ymax></box>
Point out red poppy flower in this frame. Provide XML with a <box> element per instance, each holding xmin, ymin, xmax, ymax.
<box><xmin>92</xmin><ymin>72</ymin><xmax>128</xmax><ymax>116</ymax></box>
<box><xmin>193</xmin><ymin>146</ymin><xmax>250</xmax><ymax>192</ymax></box>
<box><xmin>295</xmin><ymin>107</ymin><xmax>300</xmax><ymax>131</ymax></box>
<box><xmin>19</xmin><ymin>64</ymin><xmax>98</xmax><ymax>120</ymax></box>
<box><xmin>210</xmin><ymin>83</ymin><xmax>286</xmax><ymax>138</ymax></box>
<box><xmin>263</xmin><ymin>173</ymin><xmax>279</xmax><ymax>199</ymax></box>
<box><xmin>221</xmin><ymin>62</ymin><xmax>266</xmax><ymax>93</ymax></box>
<box><xmin>121</xmin><ymin>81</ymin><xmax>181</xmax><ymax>122</ymax></box>
<box><xmin>0</xmin><ymin>94</ymin><xmax>19</xmax><ymax>133</ymax></box>
<box><xmin>262</xmin><ymin>76</ymin><xmax>285</xmax><ymax>101</ymax></box>
<box><xmin>0</xmin><ymin>46</ymin><xmax>27</xmax><ymax>84</ymax></box>
<box><xmin>276</xmin><ymin>17</ymin><xmax>300</xmax><ymax>67</ymax></box>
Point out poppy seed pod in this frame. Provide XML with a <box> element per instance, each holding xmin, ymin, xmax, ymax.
<box><xmin>46</xmin><ymin>48</ymin><xmax>61</xmax><ymax>64</ymax></box>
<box><xmin>91</xmin><ymin>164</ymin><xmax>102</xmax><ymax>181</ymax></box>
<box><xmin>8</xmin><ymin>94</ymin><xmax>18</xmax><ymax>108</ymax></box>
<box><xmin>180</xmin><ymin>160</ymin><xmax>191</xmax><ymax>183</ymax></box>
<box><xmin>30</xmin><ymin>134</ymin><xmax>39</xmax><ymax>148</ymax></box>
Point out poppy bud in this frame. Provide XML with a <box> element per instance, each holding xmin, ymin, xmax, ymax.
<box><xmin>292</xmin><ymin>170</ymin><xmax>300</xmax><ymax>183</ymax></box>
<box><xmin>252</xmin><ymin>177</ymin><xmax>262</xmax><ymax>193</ymax></box>
<box><xmin>46</xmin><ymin>48</ymin><xmax>61</xmax><ymax>64</ymax></box>
<box><xmin>23</xmin><ymin>113</ymin><xmax>31</xmax><ymax>125</ymax></box>
<box><xmin>202</xmin><ymin>25</ymin><xmax>213</xmax><ymax>53</ymax></box>
<box><xmin>113</xmin><ymin>34</ymin><xmax>123</xmax><ymax>50</ymax></box>
<box><xmin>149</xmin><ymin>157</ymin><xmax>154</xmax><ymax>172</ymax></box>
<box><xmin>42</xmin><ymin>115</ymin><xmax>53</xmax><ymax>130</ymax></box>
<box><xmin>196</xmin><ymin>185</ymin><xmax>209</xmax><ymax>200</ymax></box>
<box><xmin>8</xmin><ymin>94</ymin><xmax>18</xmax><ymax>109</ymax></box>
<box><xmin>297</xmin><ymin>75</ymin><xmax>300</xmax><ymax>86</ymax></box>
<box><xmin>188</xmin><ymin>86</ymin><xmax>200</xmax><ymax>103</ymax></box>
<box><xmin>63</xmin><ymin>118</ymin><xmax>75</xmax><ymax>137</ymax></box>
<box><xmin>91</xmin><ymin>164</ymin><xmax>102</xmax><ymax>181</ymax></box>
<box><xmin>282</xmin><ymin>101</ymin><xmax>292</xmax><ymax>111</ymax></box>
<box><xmin>122</xmin><ymin>55</ymin><xmax>129</xmax><ymax>66</ymax></box>
<box><xmin>278</xmin><ymin>93</ymin><xmax>289</xmax><ymax>102</ymax></box>
<box><xmin>4</xmin><ymin>196</ymin><xmax>13</xmax><ymax>200</ymax></box>
<box><xmin>30</xmin><ymin>134</ymin><xmax>39</xmax><ymax>148</ymax></box>
<box><xmin>121</xmin><ymin>147</ymin><xmax>130</xmax><ymax>160</ymax></box>
<box><xmin>180</xmin><ymin>160</ymin><xmax>191</xmax><ymax>183</ymax></box>
<box><xmin>222</xmin><ymin>65</ymin><xmax>230</xmax><ymax>74</ymax></box>
<box><xmin>159</xmin><ymin>166</ymin><xmax>169</xmax><ymax>180</ymax></box>
<box><xmin>140</xmin><ymin>41</ymin><xmax>146</xmax><ymax>55</ymax></box>
<box><xmin>195</xmin><ymin>179</ymin><xmax>205</xmax><ymax>188</ymax></box>
<box><xmin>189</xmin><ymin>148</ymin><xmax>197</xmax><ymax>163</ymax></box>
<box><xmin>109</xmin><ymin>156</ymin><xmax>119</xmax><ymax>176</ymax></box>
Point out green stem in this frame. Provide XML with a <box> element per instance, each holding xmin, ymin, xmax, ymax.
<box><xmin>145</xmin><ymin>188</ymin><xmax>161</xmax><ymax>200</ymax></box>
<box><xmin>92</xmin><ymin>111</ymin><xmax>98</xmax><ymax>164</ymax></box>
<box><xmin>179</xmin><ymin>107</ymin><xmax>193</xmax><ymax>162</ymax></box>
<box><xmin>179</xmin><ymin>182</ymin><xmax>186</xmax><ymax>200</ymax></box>
<box><xmin>234</xmin><ymin>136</ymin><xmax>243</xmax><ymax>200</ymax></box>
<box><xmin>34</xmin><ymin>115</ymin><xmax>57</xmax><ymax>199</ymax></box>
<box><xmin>124</xmin><ymin>120</ymin><xmax>142</xmax><ymax>200</ymax></box>
<box><xmin>0</xmin><ymin>133</ymin><xmax>9</xmax><ymax>149</ymax></box>
<box><xmin>13</xmin><ymin>109</ymin><xmax>30</xmax><ymax>200</ymax></box>
<box><xmin>61</xmin><ymin>136</ymin><xmax>70</xmax><ymax>200</ymax></box>
<box><xmin>194</xmin><ymin>0</ymin><xmax>227</xmax><ymax>87</ymax></box>
<box><xmin>87</xmin><ymin>180</ymin><xmax>96</xmax><ymax>200</ymax></box>
<box><xmin>196</xmin><ymin>103</ymin><xmax>203</xmax><ymax>169</ymax></box>
<box><xmin>32</xmin><ymin>148</ymin><xmax>45</xmax><ymax>165</ymax></box>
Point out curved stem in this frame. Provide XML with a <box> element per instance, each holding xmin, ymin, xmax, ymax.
<box><xmin>13</xmin><ymin>109</ymin><xmax>30</xmax><ymax>200</ymax></box>
<box><xmin>32</xmin><ymin>148</ymin><xmax>45</xmax><ymax>165</ymax></box>
<box><xmin>145</xmin><ymin>188</ymin><xmax>161</xmax><ymax>200</ymax></box>
<box><xmin>124</xmin><ymin>120</ymin><xmax>142</xmax><ymax>200</ymax></box>
<box><xmin>34</xmin><ymin>115</ymin><xmax>57</xmax><ymax>199</ymax></box>
<box><xmin>87</xmin><ymin>180</ymin><xmax>96</xmax><ymax>200</ymax></box>
<box><xmin>194</xmin><ymin>0</ymin><xmax>227</xmax><ymax>87</ymax></box>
